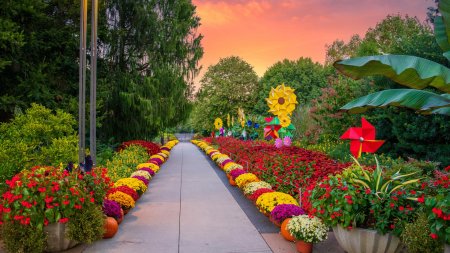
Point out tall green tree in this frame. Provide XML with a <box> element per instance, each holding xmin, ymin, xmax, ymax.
<box><xmin>190</xmin><ymin>56</ymin><xmax>259</xmax><ymax>131</ymax></box>
<box><xmin>254</xmin><ymin>57</ymin><xmax>328</xmax><ymax>115</ymax></box>
<box><xmin>0</xmin><ymin>0</ymin><xmax>81</xmax><ymax>121</ymax></box>
<box><xmin>100</xmin><ymin>0</ymin><xmax>203</xmax><ymax>142</ymax></box>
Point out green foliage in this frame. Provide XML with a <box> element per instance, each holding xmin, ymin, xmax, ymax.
<box><xmin>190</xmin><ymin>56</ymin><xmax>259</xmax><ymax>131</ymax></box>
<box><xmin>401</xmin><ymin>213</ymin><xmax>444</xmax><ymax>253</ymax></box>
<box><xmin>0</xmin><ymin>104</ymin><xmax>77</xmax><ymax>184</ymax></box>
<box><xmin>254</xmin><ymin>57</ymin><xmax>328</xmax><ymax>115</ymax></box>
<box><xmin>106</xmin><ymin>145</ymin><xmax>149</xmax><ymax>182</ymax></box>
<box><xmin>1</xmin><ymin>222</ymin><xmax>46</xmax><ymax>253</ymax></box>
<box><xmin>100</xmin><ymin>0</ymin><xmax>202</xmax><ymax>142</ymax></box>
<box><xmin>67</xmin><ymin>204</ymin><xmax>105</xmax><ymax>244</ymax></box>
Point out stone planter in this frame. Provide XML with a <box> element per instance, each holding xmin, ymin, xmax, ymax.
<box><xmin>44</xmin><ymin>223</ymin><xmax>78</xmax><ymax>252</ymax></box>
<box><xmin>445</xmin><ymin>244</ymin><xmax>450</xmax><ymax>253</ymax></box>
<box><xmin>332</xmin><ymin>225</ymin><xmax>402</xmax><ymax>253</ymax></box>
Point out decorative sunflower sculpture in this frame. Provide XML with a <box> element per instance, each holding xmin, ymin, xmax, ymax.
<box><xmin>214</xmin><ymin>118</ymin><xmax>223</xmax><ymax>130</ymax></box>
<box><xmin>278</xmin><ymin>113</ymin><xmax>291</xmax><ymax>128</ymax></box>
<box><xmin>266</xmin><ymin>84</ymin><xmax>298</xmax><ymax>116</ymax></box>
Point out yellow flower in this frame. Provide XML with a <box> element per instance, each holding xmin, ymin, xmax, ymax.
<box><xmin>235</xmin><ymin>173</ymin><xmax>259</xmax><ymax>188</ymax></box>
<box><xmin>243</xmin><ymin>181</ymin><xmax>272</xmax><ymax>196</ymax></box>
<box><xmin>131</xmin><ymin>170</ymin><xmax>152</xmax><ymax>180</ymax></box>
<box><xmin>137</xmin><ymin>163</ymin><xmax>160</xmax><ymax>173</ymax></box>
<box><xmin>278</xmin><ymin>113</ymin><xmax>291</xmax><ymax>128</ymax></box>
<box><xmin>107</xmin><ymin>191</ymin><xmax>135</xmax><ymax>210</ymax></box>
<box><xmin>115</xmin><ymin>178</ymin><xmax>148</xmax><ymax>195</ymax></box>
<box><xmin>214</xmin><ymin>118</ymin><xmax>223</xmax><ymax>130</ymax></box>
<box><xmin>256</xmin><ymin>192</ymin><xmax>299</xmax><ymax>215</ymax></box>
<box><xmin>266</xmin><ymin>83</ymin><xmax>298</xmax><ymax>116</ymax></box>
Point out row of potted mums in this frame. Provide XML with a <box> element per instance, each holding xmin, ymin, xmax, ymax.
<box><xmin>102</xmin><ymin>140</ymin><xmax>179</xmax><ymax>239</ymax></box>
<box><xmin>193</xmin><ymin>139</ymin><xmax>450</xmax><ymax>253</ymax></box>
<box><xmin>0</xmin><ymin>139</ymin><xmax>178</xmax><ymax>253</ymax></box>
<box><xmin>192</xmin><ymin>140</ymin><xmax>328</xmax><ymax>253</ymax></box>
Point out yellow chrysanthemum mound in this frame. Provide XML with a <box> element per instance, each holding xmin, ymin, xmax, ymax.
<box><xmin>206</xmin><ymin>149</ymin><xmax>218</xmax><ymax>155</ymax></box>
<box><xmin>211</xmin><ymin>152</ymin><xmax>226</xmax><ymax>161</ymax></box>
<box><xmin>256</xmin><ymin>192</ymin><xmax>299</xmax><ymax>215</ymax></box>
<box><xmin>266</xmin><ymin>83</ymin><xmax>298</xmax><ymax>116</ymax></box>
<box><xmin>107</xmin><ymin>191</ymin><xmax>135</xmax><ymax>210</ymax></box>
<box><xmin>161</xmin><ymin>150</ymin><xmax>170</xmax><ymax>156</ymax></box>
<box><xmin>235</xmin><ymin>173</ymin><xmax>259</xmax><ymax>188</ymax></box>
<box><xmin>137</xmin><ymin>163</ymin><xmax>160</xmax><ymax>173</ymax></box>
<box><xmin>216</xmin><ymin>156</ymin><xmax>230</xmax><ymax>165</ymax></box>
<box><xmin>114</xmin><ymin>178</ymin><xmax>148</xmax><ymax>195</ymax></box>
<box><xmin>224</xmin><ymin>163</ymin><xmax>243</xmax><ymax>173</ymax></box>
<box><xmin>150</xmin><ymin>154</ymin><xmax>165</xmax><ymax>162</ymax></box>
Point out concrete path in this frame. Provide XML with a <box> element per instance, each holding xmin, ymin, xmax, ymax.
<box><xmin>84</xmin><ymin>142</ymin><xmax>272</xmax><ymax>253</ymax></box>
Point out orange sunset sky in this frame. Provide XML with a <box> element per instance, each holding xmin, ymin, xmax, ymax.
<box><xmin>192</xmin><ymin>0</ymin><xmax>433</xmax><ymax>87</ymax></box>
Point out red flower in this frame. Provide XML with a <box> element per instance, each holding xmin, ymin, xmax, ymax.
<box><xmin>44</xmin><ymin>219</ymin><xmax>49</xmax><ymax>226</ymax></box>
<box><xmin>430</xmin><ymin>233</ymin><xmax>438</xmax><ymax>240</ymax></box>
<box><xmin>59</xmin><ymin>218</ymin><xmax>69</xmax><ymax>224</ymax></box>
<box><xmin>417</xmin><ymin>195</ymin><xmax>425</xmax><ymax>203</ymax></box>
<box><xmin>365</xmin><ymin>188</ymin><xmax>371</xmax><ymax>194</ymax></box>
<box><xmin>21</xmin><ymin>201</ymin><xmax>32</xmax><ymax>209</ymax></box>
<box><xmin>63</xmin><ymin>200</ymin><xmax>70</xmax><ymax>205</ymax></box>
<box><xmin>389</xmin><ymin>203</ymin><xmax>395</xmax><ymax>208</ymax></box>
<box><xmin>432</xmin><ymin>208</ymin><xmax>443</xmax><ymax>218</ymax></box>
<box><xmin>38</xmin><ymin>187</ymin><xmax>46</xmax><ymax>193</ymax></box>
<box><xmin>44</xmin><ymin>196</ymin><xmax>53</xmax><ymax>204</ymax></box>
<box><xmin>399</xmin><ymin>206</ymin><xmax>404</xmax><ymax>211</ymax></box>
<box><xmin>74</xmin><ymin>204</ymin><xmax>82</xmax><ymax>209</ymax></box>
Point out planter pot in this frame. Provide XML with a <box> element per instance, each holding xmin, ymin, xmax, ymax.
<box><xmin>280</xmin><ymin>218</ymin><xmax>295</xmax><ymax>242</ymax></box>
<box><xmin>229</xmin><ymin>177</ymin><xmax>236</xmax><ymax>186</ymax></box>
<box><xmin>296</xmin><ymin>240</ymin><xmax>313</xmax><ymax>253</ymax></box>
<box><xmin>332</xmin><ymin>225</ymin><xmax>402</xmax><ymax>253</ymax></box>
<box><xmin>269</xmin><ymin>216</ymin><xmax>281</xmax><ymax>227</ymax></box>
<box><xmin>44</xmin><ymin>223</ymin><xmax>78</xmax><ymax>252</ymax></box>
<box><xmin>445</xmin><ymin>244</ymin><xmax>450</xmax><ymax>253</ymax></box>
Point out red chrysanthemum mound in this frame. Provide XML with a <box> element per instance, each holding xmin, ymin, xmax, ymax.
<box><xmin>249</xmin><ymin>188</ymin><xmax>274</xmax><ymax>202</ymax></box>
<box><xmin>118</xmin><ymin>140</ymin><xmax>160</xmax><ymax>155</ymax></box>
<box><xmin>107</xmin><ymin>186</ymin><xmax>139</xmax><ymax>201</ymax></box>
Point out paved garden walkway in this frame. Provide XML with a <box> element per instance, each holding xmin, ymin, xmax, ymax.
<box><xmin>84</xmin><ymin>142</ymin><xmax>273</xmax><ymax>253</ymax></box>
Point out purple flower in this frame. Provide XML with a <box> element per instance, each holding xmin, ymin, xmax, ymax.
<box><xmin>102</xmin><ymin>199</ymin><xmax>122</xmax><ymax>219</ymax></box>
<box><xmin>270</xmin><ymin>204</ymin><xmax>305</xmax><ymax>224</ymax></box>
<box><xmin>150</xmin><ymin>158</ymin><xmax>163</xmax><ymax>166</ymax></box>
<box><xmin>230</xmin><ymin>169</ymin><xmax>246</xmax><ymax>180</ymax></box>
<box><xmin>275</xmin><ymin>138</ymin><xmax>283</xmax><ymax>149</ymax></box>
<box><xmin>139</xmin><ymin>167</ymin><xmax>155</xmax><ymax>177</ymax></box>
<box><xmin>221</xmin><ymin>159</ymin><xmax>233</xmax><ymax>167</ymax></box>
<box><xmin>133</xmin><ymin>175</ymin><xmax>149</xmax><ymax>185</ymax></box>
<box><xmin>161</xmin><ymin>147</ymin><xmax>170</xmax><ymax>152</ymax></box>
<box><xmin>283</xmin><ymin>136</ymin><xmax>292</xmax><ymax>147</ymax></box>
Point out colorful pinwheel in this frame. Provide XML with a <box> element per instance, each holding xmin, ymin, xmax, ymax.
<box><xmin>264</xmin><ymin>117</ymin><xmax>281</xmax><ymax>140</ymax></box>
<box><xmin>340</xmin><ymin>118</ymin><xmax>385</xmax><ymax>158</ymax></box>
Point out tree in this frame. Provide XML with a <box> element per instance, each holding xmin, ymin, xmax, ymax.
<box><xmin>325</xmin><ymin>35</ymin><xmax>362</xmax><ymax>66</ymax></box>
<box><xmin>254</xmin><ymin>58</ymin><xmax>328</xmax><ymax>115</ymax></box>
<box><xmin>100</xmin><ymin>0</ymin><xmax>203</xmax><ymax>142</ymax></box>
<box><xmin>0</xmin><ymin>0</ymin><xmax>81</xmax><ymax>122</ymax></box>
<box><xmin>190</xmin><ymin>56</ymin><xmax>259</xmax><ymax>131</ymax></box>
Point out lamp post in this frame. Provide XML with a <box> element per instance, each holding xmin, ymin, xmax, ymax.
<box><xmin>79</xmin><ymin>0</ymin><xmax>98</xmax><ymax>165</ymax></box>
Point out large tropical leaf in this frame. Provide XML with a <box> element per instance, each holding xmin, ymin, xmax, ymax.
<box><xmin>434</xmin><ymin>16</ymin><xmax>450</xmax><ymax>61</ymax></box>
<box><xmin>439</xmin><ymin>0</ymin><xmax>450</xmax><ymax>45</ymax></box>
<box><xmin>334</xmin><ymin>55</ymin><xmax>450</xmax><ymax>93</ymax></box>
<box><xmin>340</xmin><ymin>89</ymin><xmax>450</xmax><ymax>115</ymax></box>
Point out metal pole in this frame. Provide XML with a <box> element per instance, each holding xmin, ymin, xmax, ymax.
<box><xmin>79</xmin><ymin>0</ymin><xmax>87</xmax><ymax>164</ymax></box>
<box><xmin>90</xmin><ymin>0</ymin><xmax>98</xmax><ymax>165</ymax></box>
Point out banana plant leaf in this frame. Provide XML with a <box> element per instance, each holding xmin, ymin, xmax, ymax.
<box><xmin>334</xmin><ymin>55</ymin><xmax>450</xmax><ymax>93</ymax></box>
<box><xmin>340</xmin><ymin>89</ymin><xmax>450</xmax><ymax>115</ymax></box>
<box><xmin>434</xmin><ymin>16</ymin><xmax>450</xmax><ymax>61</ymax></box>
<box><xmin>440</xmin><ymin>0</ymin><xmax>450</xmax><ymax>44</ymax></box>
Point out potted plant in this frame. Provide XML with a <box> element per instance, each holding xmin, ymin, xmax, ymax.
<box><xmin>307</xmin><ymin>158</ymin><xmax>422</xmax><ymax>253</ymax></box>
<box><xmin>287</xmin><ymin>215</ymin><xmax>328</xmax><ymax>253</ymax></box>
<box><xmin>270</xmin><ymin>204</ymin><xmax>305</xmax><ymax>227</ymax></box>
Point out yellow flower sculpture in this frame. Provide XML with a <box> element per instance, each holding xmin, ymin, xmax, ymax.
<box><xmin>278</xmin><ymin>113</ymin><xmax>291</xmax><ymax>128</ymax></box>
<box><xmin>266</xmin><ymin>84</ymin><xmax>298</xmax><ymax>116</ymax></box>
<box><xmin>214</xmin><ymin>117</ymin><xmax>223</xmax><ymax>130</ymax></box>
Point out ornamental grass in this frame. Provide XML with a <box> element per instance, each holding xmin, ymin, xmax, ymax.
<box><xmin>235</xmin><ymin>173</ymin><xmax>259</xmax><ymax>188</ymax></box>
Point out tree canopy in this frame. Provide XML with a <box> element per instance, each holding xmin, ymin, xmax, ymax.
<box><xmin>190</xmin><ymin>56</ymin><xmax>259</xmax><ymax>131</ymax></box>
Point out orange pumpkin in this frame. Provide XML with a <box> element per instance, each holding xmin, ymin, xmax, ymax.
<box><xmin>229</xmin><ymin>177</ymin><xmax>236</xmax><ymax>186</ymax></box>
<box><xmin>103</xmin><ymin>217</ymin><xmax>119</xmax><ymax>238</ymax></box>
<box><xmin>280</xmin><ymin>218</ymin><xmax>295</xmax><ymax>242</ymax></box>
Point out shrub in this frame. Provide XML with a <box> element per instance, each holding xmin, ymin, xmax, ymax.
<box><xmin>1</xmin><ymin>222</ymin><xmax>47</xmax><ymax>253</ymax></box>
<box><xmin>66</xmin><ymin>204</ymin><xmax>105</xmax><ymax>244</ymax></box>
<box><xmin>401</xmin><ymin>213</ymin><xmax>443</xmax><ymax>253</ymax></box>
<box><xmin>0</xmin><ymin>104</ymin><xmax>78</xmax><ymax>185</ymax></box>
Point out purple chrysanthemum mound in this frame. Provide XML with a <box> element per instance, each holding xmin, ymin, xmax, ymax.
<box><xmin>221</xmin><ymin>159</ymin><xmax>233</xmax><ymax>167</ymax></box>
<box><xmin>139</xmin><ymin>167</ymin><xmax>155</xmax><ymax>177</ymax></box>
<box><xmin>150</xmin><ymin>157</ymin><xmax>163</xmax><ymax>166</ymax></box>
<box><xmin>102</xmin><ymin>199</ymin><xmax>123</xmax><ymax>219</ymax></box>
<box><xmin>132</xmin><ymin>175</ymin><xmax>149</xmax><ymax>185</ymax></box>
<box><xmin>230</xmin><ymin>168</ymin><xmax>246</xmax><ymax>180</ymax></box>
<box><xmin>270</xmin><ymin>204</ymin><xmax>305</xmax><ymax>224</ymax></box>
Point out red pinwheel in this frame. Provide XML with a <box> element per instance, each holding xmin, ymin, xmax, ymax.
<box><xmin>264</xmin><ymin>117</ymin><xmax>281</xmax><ymax>140</ymax></box>
<box><xmin>340</xmin><ymin>118</ymin><xmax>385</xmax><ymax>158</ymax></box>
